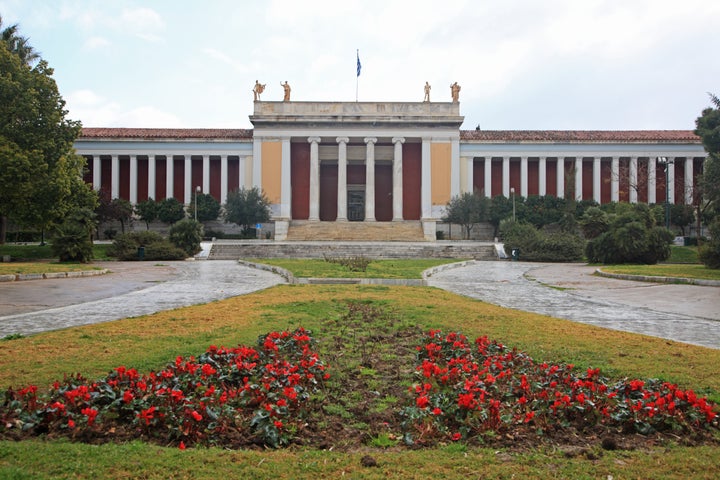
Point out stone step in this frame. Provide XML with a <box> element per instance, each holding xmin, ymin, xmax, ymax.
<box><xmin>207</xmin><ymin>241</ymin><xmax>498</xmax><ymax>261</ymax></box>
<box><xmin>286</xmin><ymin>221</ymin><xmax>425</xmax><ymax>242</ymax></box>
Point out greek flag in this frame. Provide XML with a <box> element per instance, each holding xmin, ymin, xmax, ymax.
<box><xmin>356</xmin><ymin>49</ymin><xmax>361</xmax><ymax>77</ymax></box>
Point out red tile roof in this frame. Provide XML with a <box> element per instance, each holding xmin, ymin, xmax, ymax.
<box><xmin>79</xmin><ymin>128</ymin><xmax>700</xmax><ymax>144</ymax></box>
<box><xmin>79</xmin><ymin>128</ymin><xmax>253</xmax><ymax>140</ymax></box>
<box><xmin>460</xmin><ymin>130</ymin><xmax>701</xmax><ymax>143</ymax></box>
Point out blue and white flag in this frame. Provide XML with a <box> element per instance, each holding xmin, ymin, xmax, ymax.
<box><xmin>356</xmin><ymin>49</ymin><xmax>361</xmax><ymax>77</ymax></box>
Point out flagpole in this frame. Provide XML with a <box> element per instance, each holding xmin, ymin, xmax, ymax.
<box><xmin>356</xmin><ymin>49</ymin><xmax>360</xmax><ymax>102</ymax></box>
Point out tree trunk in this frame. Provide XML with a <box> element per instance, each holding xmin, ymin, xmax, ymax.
<box><xmin>0</xmin><ymin>216</ymin><xmax>6</xmax><ymax>244</ymax></box>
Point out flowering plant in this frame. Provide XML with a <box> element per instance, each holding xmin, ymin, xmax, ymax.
<box><xmin>0</xmin><ymin>328</ymin><xmax>329</xmax><ymax>448</ymax></box>
<box><xmin>401</xmin><ymin>330</ymin><xmax>718</xmax><ymax>444</ymax></box>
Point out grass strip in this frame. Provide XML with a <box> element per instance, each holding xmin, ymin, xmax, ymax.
<box><xmin>242</xmin><ymin>258</ymin><xmax>461</xmax><ymax>278</ymax></box>
<box><xmin>600</xmin><ymin>264</ymin><xmax>720</xmax><ymax>281</ymax></box>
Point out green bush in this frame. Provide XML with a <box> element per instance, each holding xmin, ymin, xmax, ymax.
<box><xmin>698</xmin><ymin>219</ymin><xmax>720</xmax><ymax>269</ymax></box>
<box><xmin>50</xmin><ymin>223</ymin><xmax>94</xmax><ymax>263</ymax></box>
<box><xmin>499</xmin><ymin>221</ymin><xmax>584</xmax><ymax>262</ymax></box>
<box><xmin>109</xmin><ymin>231</ymin><xmax>186</xmax><ymax>261</ymax></box>
<box><xmin>169</xmin><ymin>219</ymin><xmax>203</xmax><ymax>257</ymax></box>
<box><xmin>585</xmin><ymin>206</ymin><xmax>673</xmax><ymax>264</ymax></box>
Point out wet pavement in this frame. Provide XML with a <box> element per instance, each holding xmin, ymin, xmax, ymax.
<box><xmin>1</xmin><ymin>259</ymin><xmax>718</xmax><ymax>349</ymax></box>
<box><xmin>0</xmin><ymin>261</ymin><xmax>283</xmax><ymax>337</ymax></box>
<box><xmin>426</xmin><ymin>261</ymin><xmax>720</xmax><ymax>349</ymax></box>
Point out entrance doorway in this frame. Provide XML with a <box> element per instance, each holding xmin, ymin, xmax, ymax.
<box><xmin>348</xmin><ymin>188</ymin><xmax>365</xmax><ymax>221</ymax></box>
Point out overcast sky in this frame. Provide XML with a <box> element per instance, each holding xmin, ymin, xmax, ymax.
<box><xmin>2</xmin><ymin>0</ymin><xmax>718</xmax><ymax>131</ymax></box>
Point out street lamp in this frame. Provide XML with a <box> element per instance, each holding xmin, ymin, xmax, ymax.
<box><xmin>657</xmin><ymin>157</ymin><xmax>674</xmax><ymax>230</ymax></box>
<box><xmin>510</xmin><ymin>187</ymin><xmax>516</xmax><ymax>222</ymax></box>
<box><xmin>194</xmin><ymin>186</ymin><xmax>201</xmax><ymax>221</ymax></box>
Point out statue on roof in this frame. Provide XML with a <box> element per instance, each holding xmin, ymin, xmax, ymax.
<box><xmin>281</xmin><ymin>81</ymin><xmax>291</xmax><ymax>101</ymax></box>
<box><xmin>423</xmin><ymin>81</ymin><xmax>431</xmax><ymax>102</ymax></box>
<box><xmin>450</xmin><ymin>82</ymin><xmax>461</xmax><ymax>103</ymax></box>
<box><xmin>253</xmin><ymin>80</ymin><xmax>266</xmax><ymax>101</ymax></box>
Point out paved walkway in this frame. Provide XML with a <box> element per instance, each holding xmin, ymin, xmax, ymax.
<box><xmin>1</xmin><ymin>259</ymin><xmax>718</xmax><ymax>349</ymax></box>
<box><xmin>0</xmin><ymin>261</ymin><xmax>283</xmax><ymax>337</ymax></box>
<box><xmin>426</xmin><ymin>261</ymin><xmax>720</xmax><ymax>349</ymax></box>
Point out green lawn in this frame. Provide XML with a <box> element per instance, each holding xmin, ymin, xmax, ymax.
<box><xmin>1</xmin><ymin>285</ymin><xmax>719</xmax><ymax>478</ymax></box>
<box><xmin>666</xmin><ymin>245</ymin><xmax>700</xmax><ymax>264</ymax></box>
<box><xmin>0</xmin><ymin>262</ymin><xmax>102</xmax><ymax>275</ymax></box>
<box><xmin>0</xmin><ymin>243</ymin><xmax>113</xmax><ymax>262</ymax></box>
<box><xmin>601</xmin><ymin>263</ymin><xmax>720</xmax><ymax>281</ymax></box>
<box><xmin>244</xmin><ymin>258</ymin><xmax>462</xmax><ymax>278</ymax></box>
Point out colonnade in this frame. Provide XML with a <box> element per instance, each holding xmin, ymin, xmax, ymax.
<box><xmin>85</xmin><ymin>153</ymin><xmax>250</xmax><ymax>205</ymax></box>
<box><xmin>464</xmin><ymin>155</ymin><xmax>702</xmax><ymax>205</ymax></box>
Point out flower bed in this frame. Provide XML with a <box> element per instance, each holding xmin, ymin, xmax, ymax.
<box><xmin>402</xmin><ymin>330</ymin><xmax>718</xmax><ymax>444</ymax></box>
<box><xmin>1</xmin><ymin>328</ymin><xmax>329</xmax><ymax>448</ymax></box>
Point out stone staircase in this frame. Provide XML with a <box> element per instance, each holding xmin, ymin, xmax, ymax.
<box><xmin>207</xmin><ymin>240</ymin><xmax>498</xmax><ymax>260</ymax></box>
<box><xmin>285</xmin><ymin>220</ymin><xmax>426</xmax><ymax>242</ymax></box>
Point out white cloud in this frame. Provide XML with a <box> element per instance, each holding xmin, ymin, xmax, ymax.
<box><xmin>120</xmin><ymin>7</ymin><xmax>165</xmax><ymax>31</ymax></box>
<box><xmin>65</xmin><ymin>89</ymin><xmax>183</xmax><ymax>128</ymax></box>
<box><xmin>83</xmin><ymin>36</ymin><xmax>110</xmax><ymax>50</ymax></box>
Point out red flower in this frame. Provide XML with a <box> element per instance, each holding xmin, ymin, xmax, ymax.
<box><xmin>432</xmin><ymin>407</ymin><xmax>442</xmax><ymax>415</ymax></box>
<box><xmin>191</xmin><ymin>410</ymin><xmax>203</xmax><ymax>421</ymax></box>
<box><xmin>81</xmin><ymin>407</ymin><xmax>98</xmax><ymax>426</ymax></box>
<box><xmin>179</xmin><ymin>441</ymin><xmax>186</xmax><ymax>450</ymax></box>
<box><xmin>67</xmin><ymin>419</ymin><xmax>75</xmax><ymax>429</ymax></box>
<box><xmin>416</xmin><ymin>395</ymin><xmax>430</xmax><ymax>409</ymax></box>
<box><xmin>274</xmin><ymin>420</ymin><xmax>283</xmax><ymax>429</ymax></box>
<box><xmin>123</xmin><ymin>390</ymin><xmax>134</xmax><ymax>403</ymax></box>
<box><xmin>451</xmin><ymin>432</ymin><xmax>462</xmax><ymax>441</ymax></box>
<box><xmin>138</xmin><ymin>406</ymin><xmax>156</xmax><ymax>425</ymax></box>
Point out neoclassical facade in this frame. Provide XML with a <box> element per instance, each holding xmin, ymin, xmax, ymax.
<box><xmin>76</xmin><ymin>101</ymin><xmax>706</xmax><ymax>240</ymax></box>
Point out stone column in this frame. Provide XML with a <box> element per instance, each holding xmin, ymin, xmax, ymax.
<box><xmin>464</xmin><ymin>157</ymin><xmax>474</xmax><ymax>194</ymax></box>
<box><xmin>520</xmin><ymin>156</ymin><xmax>528</xmax><ymax>198</ymax></box>
<box><xmin>629</xmin><ymin>156</ymin><xmax>638</xmax><ymax>203</ymax></box>
<box><xmin>364</xmin><ymin>137</ymin><xmax>377</xmax><ymax>222</ymax></box>
<box><xmin>308</xmin><ymin>137</ymin><xmax>321</xmax><ymax>221</ymax></box>
<box><xmin>92</xmin><ymin>155</ymin><xmax>101</xmax><ymax>191</ymax></box>
<box><xmin>647</xmin><ymin>157</ymin><xmax>657</xmax><ymax>204</ymax></box>
<box><xmin>611</xmin><ymin>156</ymin><xmax>619</xmax><ymax>202</ymax></box>
<box><xmin>574</xmin><ymin>156</ymin><xmax>583</xmax><ymax>201</ymax></box>
<box><xmin>556</xmin><ymin>157</ymin><xmax>565</xmax><ymax>199</ymax></box>
<box><xmin>484</xmin><ymin>157</ymin><xmax>492</xmax><ymax>197</ymax></box>
<box><xmin>502</xmin><ymin>156</ymin><xmax>510</xmax><ymax>197</ymax></box>
<box><xmin>336</xmin><ymin>137</ymin><xmax>349</xmax><ymax>221</ymax></box>
<box><xmin>538</xmin><ymin>156</ymin><xmax>546</xmax><ymax>196</ymax></box>
<box><xmin>392</xmin><ymin>137</ymin><xmax>405</xmax><ymax>221</ymax></box>
<box><xmin>166</xmin><ymin>155</ymin><xmax>174</xmax><ymax>200</ymax></box>
<box><xmin>685</xmin><ymin>156</ymin><xmax>694</xmax><ymax>205</ymax></box>
<box><xmin>593</xmin><ymin>157</ymin><xmax>601</xmax><ymax>204</ymax></box>
<box><xmin>421</xmin><ymin>138</ymin><xmax>431</xmax><ymax>218</ymax></box>
<box><xmin>184</xmin><ymin>156</ymin><xmax>192</xmax><ymax>204</ymax></box>
<box><xmin>129</xmin><ymin>155</ymin><xmax>138</xmax><ymax>204</ymax></box>
<box><xmin>202</xmin><ymin>155</ymin><xmax>210</xmax><ymax>194</ymax></box>
<box><xmin>148</xmin><ymin>155</ymin><xmax>157</xmax><ymax>200</ymax></box>
<box><xmin>220</xmin><ymin>154</ymin><xmax>228</xmax><ymax>204</ymax></box>
<box><xmin>111</xmin><ymin>154</ymin><xmax>119</xmax><ymax>199</ymax></box>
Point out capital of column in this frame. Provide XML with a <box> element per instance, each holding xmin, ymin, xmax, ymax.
<box><xmin>392</xmin><ymin>137</ymin><xmax>405</xmax><ymax>145</ymax></box>
<box><xmin>336</xmin><ymin>136</ymin><xmax>349</xmax><ymax>145</ymax></box>
<box><xmin>308</xmin><ymin>136</ymin><xmax>321</xmax><ymax>144</ymax></box>
<box><xmin>364</xmin><ymin>137</ymin><xmax>377</xmax><ymax>145</ymax></box>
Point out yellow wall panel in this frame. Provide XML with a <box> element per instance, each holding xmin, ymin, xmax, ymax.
<box><xmin>431</xmin><ymin>142</ymin><xmax>451</xmax><ymax>205</ymax></box>
<box><xmin>261</xmin><ymin>141</ymin><xmax>282</xmax><ymax>203</ymax></box>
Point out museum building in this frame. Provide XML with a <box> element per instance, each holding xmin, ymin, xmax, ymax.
<box><xmin>75</xmin><ymin>100</ymin><xmax>707</xmax><ymax>241</ymax></box>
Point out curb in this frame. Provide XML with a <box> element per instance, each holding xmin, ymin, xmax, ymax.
<box><xmin>237</xmin><ymin>260</ymin><xmax>295</xmax><ymax>284</ymax></box>
<box><xmin>0</xmin><ymin>269</ymin><xmax>109</xmax><ymax>282</ymax></box>
<box><xmin>422</xmin><ymin>260</ymin><xmax>477</xmax><ymax>281</ymax></box>
<box><xmin>594</xmin><ymin>269</ymin><xmax>720</xmax><ymax>287</ymax></box>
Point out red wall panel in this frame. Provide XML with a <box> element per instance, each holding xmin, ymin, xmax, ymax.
<box><xmin>402</xmin><ymin>143</ymin><xmax>421</xmax><ymax>219</ymax></box>
<box><xmin>291</xmin><ymin>143</ymin><xmax>310</xmax><ymax>219</ymax></box>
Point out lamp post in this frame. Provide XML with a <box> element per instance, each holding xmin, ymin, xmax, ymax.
<box><xmin>657</xmin><ymin>157</ymin><xmax>673</xmax><ymax>230</ymax></box>
<box><xmin>510</xmin><ymin>187</ymin><xmax>516</xmax><ymax>222</ymax></box>
<box><xmin>194</xmin><ymin>185</ymin><xmax>201</xmax><ymax>222</ymax></box>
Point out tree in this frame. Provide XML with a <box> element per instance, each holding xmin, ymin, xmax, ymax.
<box><xmin>0</xmin><ymin>28</ymin><xmax>87</xmax><ymax>243</ymax></box>
<box><xmin>188</xmin><ymin>192</ymin><xmax>221</xmax><ymax>223</ymax></box>
<box><xmin>579</xmin><ymin>207</ymin><xmax>609</xmax><ymax>239</ymax></box>
<box><xmin>157</xmin><ymin>198</ymin><xmax>186</xmax><ymax>225</ymax></box>
<box><xmin>135</xmin><ymin>198</ymin><xmax>159</xmax><ymax>230</ymax></box>
<box><xmin>670</xmin><ymin>204</ymin><xmax>695</xmax><ymax>236</ymax></box>
<box><xmin>169</xmin><ymin>218</ymin><xmax>203</xmax><ymax>257</ymax></box>
<box><xmin>50</xmin><ymin>207</ymin><xmax>96</xmax><ymax>263</ymax></box>
<box><xmin>1</xmin><ymin>15</ymin><xmax>40</xmax><ymax>65</ymax></box>
<box><xmin>694</xmin><ymin>93</ymin><xmax>720</xmax><ymax>241</ymax></box>
<box><xmin>224</xmin><ymin>187</ymin><xmax>271</xmax><ymax>234</ymax></box>
<box><xmin>443</xmin><ymin>192</ymin><xmax>489</xmax><ymax>239</ymax></box>
<box><xmin>488</xmin><ymin>195</ymin><xmax>514</xmax><ymax>237</ymax></box>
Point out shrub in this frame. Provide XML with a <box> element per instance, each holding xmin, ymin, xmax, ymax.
<box><xmin>698</xmin><ymin>219</ymin><xmax>720</xmax><ymax>269</ymax></box>
<box><xmin>585</xmin><ymin>207</ymin><xmax>673</xmax><ymax>264</ymax></box>
<box><xmin>51</xmin><ymin>223</ymin><xmax>94</xmax><ymax>263</ymax></box>
<box><xmin>109</xmin><ymin>231</ymin><xmax>186</xmax><ymax>261</ymax></box>
<box><xmin>324</xmin><ymin>255</ymin><xmax>372</xmax><ymax>272</ymax></box>
<box><xmin>168</xmin><ymin>219</ymin><xmax>203</xmax><ymax>257</ymax></box>
<box><xmin>157</xmin><ymin>198</ymin><xmax>186</xmax><ymax>224</ymax></box>
<box><xmin>500</xmin><ymin>220</ymin><xmax>585</xmax><ymax>262</ymax></box>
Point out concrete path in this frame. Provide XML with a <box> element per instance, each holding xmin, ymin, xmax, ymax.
<box><xmin>426</xmin><ymin>261</ymin><xmax>720</xmax><ymax>350</ymax></box>
<box><xmin>0</xmin><ymin>261</ymin><xmax>284</xmax><ymax>337</ymax></box>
